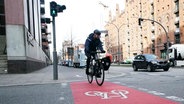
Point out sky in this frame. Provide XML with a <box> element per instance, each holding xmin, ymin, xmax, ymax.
<box><xmin>44</xmin><ymin>0</ymin><xmax>125</xmax><ymax>52</ymax></box>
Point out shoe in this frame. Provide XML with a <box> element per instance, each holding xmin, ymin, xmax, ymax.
<box><xmin>96</xmin><ymin>73</ymin><xmax>101</xmax><ymax>78</ymax></box>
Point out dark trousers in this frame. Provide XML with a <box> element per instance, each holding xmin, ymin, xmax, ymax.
<box><xmin>86</xmin><ymin>56</ymin><xmax>91</xmax><ymax>70</ymax></box>
<box><xmin>86</xmin><ymin>53</ymin><xmax>95</xmax><ymax>70</ymax></box>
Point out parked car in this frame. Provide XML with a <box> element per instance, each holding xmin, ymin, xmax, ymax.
<box><xmin>132</xmin><ymin>54</ymin><xmax>170</xmax><ymax>72</ymax></box>
<box><xmin>62</xmin><ymin>60</ymin><xmax>70</xmax><ymax>66</ymax></box>
<box><xmin>123</xmin><ymin>57</ymin><xmax>134</xmax><ymax>64</ymax></box>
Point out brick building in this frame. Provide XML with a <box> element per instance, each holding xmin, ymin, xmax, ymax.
<box><xmin>105</xmin><ymin>0</ymin><xmax>184</xmax><ymax>62</ymax></box>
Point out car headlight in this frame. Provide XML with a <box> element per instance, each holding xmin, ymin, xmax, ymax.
<box><xmin>151</xmin><ymin>61</ymin><xmax>157</xmax><ymax>64</ymax></box>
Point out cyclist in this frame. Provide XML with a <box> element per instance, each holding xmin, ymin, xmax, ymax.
<box><xmin>84</xmin><ymin>29</ymin><xmax>105</xmax><ymax>75</ymax></box>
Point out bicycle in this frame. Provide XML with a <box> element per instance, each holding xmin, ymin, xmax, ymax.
<box><xmin>87</xmin><ymin>51</ymin><xmax>111</xmax><ymax>86</ymax></box>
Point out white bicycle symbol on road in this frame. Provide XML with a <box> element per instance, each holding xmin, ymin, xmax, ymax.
<box><xmin>85</xmin><ymin>90</ymin><xmax>129</xmax><ymax>99</ymax></box>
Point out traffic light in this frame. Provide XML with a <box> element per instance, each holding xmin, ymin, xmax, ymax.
<box><xmin>57</xmin><ymin>5</ymin><xmax>66</xmax><ymax>13</ymax></box>
<box><xmin>138</xmin><ymin>18</ymin><xmax>143</xmax><ymax>26</ymax></box>
<box><xmin>50</xmin><ymin>1</ymin><xmax>66</xmax><ymax>17</ymax></box>
<box><xmin>41</xmin><ymin>18</ymin><xmax>51</xmax><ymax>24</ymax></box>
<box><xmin>50</xmin><ymin>1</ymin><xmax>57</xmax><ymax>17</ymax></box>
<box><xmin>164</xmin><ymin>43</ymin><xmax>167</xmax><ymax>50</ymax></box>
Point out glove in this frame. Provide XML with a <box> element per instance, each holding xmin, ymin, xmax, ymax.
<box><xmin>101</xmin><ymin>50</ymin><xmax>106</xmax><ymax>53</ymax></box>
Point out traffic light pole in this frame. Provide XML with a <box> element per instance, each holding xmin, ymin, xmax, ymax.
<box><xmin>50</xmin><ymin>1</ymin><xmax>66</xmax><ymax>80</ymax></box>
<box><xmin>52</xmin><ymin>16</ymin><xmax>58</xmax><ymax>80</ymax></box>
<box><xmin>139</xmin><ymin>18</ymin><xmax>169</xmax><ymax>59</ymax></box>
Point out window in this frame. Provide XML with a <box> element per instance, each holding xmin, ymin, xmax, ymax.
<box><xmin>160</xmin><ymin>50</ymin><xmax>166</xmax><ymax>59</ymax></box>
<box><xmin>167</xmin><ymin>5</ymin><xmax>170</xmax><ymax>10</ymax></box>
<box><xmin>162</xmin><ymin>7</ymin><xmax>164</xmax><ymax>11</ymax></box>
<box><xmin>40</xmin><ymin>0</ymin><xmax>45</xmax><ymax>4</ymax></box>
<box><xmin>0</xmin><ymin>0</ymin><xmax>5</xmax><ymax>35</ymax></box>
<box><xmin>175</xmin><ymin>35</ymin><xmax>180</xmax><ymax>43</ymax></box>
<box><xmin>166</xmin><ymin>16</ymin><xmax>169</xmax><ymax>22</ymax></box>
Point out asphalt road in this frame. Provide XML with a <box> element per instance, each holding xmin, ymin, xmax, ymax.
<box><xmin>0</xmin><ymin>65</ymin><xmax>183</xmax><ymax>104</ymax></box>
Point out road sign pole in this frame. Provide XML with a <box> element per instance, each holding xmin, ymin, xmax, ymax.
<box><xmin>52</xmin><ymin>16</ymin><xmax>58</xmax><ymax>80</ymax></box>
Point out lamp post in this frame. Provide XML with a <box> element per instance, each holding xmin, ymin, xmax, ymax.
<box><xmin>106</xmin><ymin>22</ymin><xmax>125</xmax><ymax>65</ymax></box>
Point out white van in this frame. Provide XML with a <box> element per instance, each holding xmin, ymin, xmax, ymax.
<box><xmin>168</xmin><ymin>44</ymin><xmax>184</xmax><ymax>66</ymax></box>
<box><xmin>73</xmin><ymin>48</ymin><xmax>86</xmax><ymax>68</ymax></box>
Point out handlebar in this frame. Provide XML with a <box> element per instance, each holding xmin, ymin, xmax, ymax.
<box><xmin>90</xmin><ymin>51</ymin><xmax>106</xmax><ymax>54</ymax></box>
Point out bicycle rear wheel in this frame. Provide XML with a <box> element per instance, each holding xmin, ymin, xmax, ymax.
<box><xmin>95</xmin><ymin>66</ymin><xmax>105</xmax><ymax>86</ymax></box>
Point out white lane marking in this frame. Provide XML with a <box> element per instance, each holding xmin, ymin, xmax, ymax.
<box><xmin>76</xmin><ymin>75</ymin><xmax>82</xmax><ymax>77</ymax></box>
<box><xmin>147</xmin><ymin>73</ymin><xmax>158</xmax><ymax>76</ymax></box>
<box><xmin>148</xmin><ymin>91</ymin><xmax>165</xmax><ymax>96</ymax></box>
<box><xmin>127</xmin><ymin>85</ymin><xmax>136</xmax><ymax>88</ymax></box>
<box><xmin>59</xmin><ymin>97</ymin><xmax>65</xmax><ymax>100</ymax></box>
<box><xmin>61</xmin><ymin>83</ymin><xmax>68</xmax><ymax>87</ymax></box>
<box><xmin>113</xmin><ymin>82</ymin><xmax>121</xmax><ymax>84</ymax></box>
<box><xmin>166</xmin><ymin>96</ymin><xmax>184</xmax><ymax>102</ymax></box>
<box><xmin>138</xmin><ymin>88</ymin><xmax>148</xmax><ymax>91</ymax></box>
<box><xmin>106</xmin><ymin>73</ymin><xmax>126</xmax><ymax>78</ymax></box>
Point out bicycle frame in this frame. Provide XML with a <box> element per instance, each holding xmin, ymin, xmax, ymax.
<box><xmin>87</xmin><ymin>51</ymin><xmax>105</xmax><ymax>86</ymax></box>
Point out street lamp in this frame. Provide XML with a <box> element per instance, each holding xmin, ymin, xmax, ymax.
<box><xmin>106</xmin><ymin>22</ymin><xmax>125</xmax><ymax>65</ymax></box>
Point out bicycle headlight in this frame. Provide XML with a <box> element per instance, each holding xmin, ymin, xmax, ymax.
<box><xmin>98</xmin><ymin>53</ymin><xmax>106</xmax><ymax>59</ymax></box>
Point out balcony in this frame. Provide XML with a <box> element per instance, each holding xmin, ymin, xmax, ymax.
<box><xmin>174</xmin><ymin>28</ymin><xmax>180</xmax><ymax>36</ymax></box>
<box><xmin>174</xmin><ymin>0</ymin><xmax>179</xmax><ymax>3</ymax></box>
<box><xmin>151</xmin><ymin>26</ymin><xmax>155</xmax><ymax>32</ymax></box>
<box><xmin>150</xmin><ymin>0</ymin><xmax>153</xmax><ymax>5</ymax></box>
<box><xmin>42</xmin><ymin>35</ymin><xmax>48</xmax><ymax>39</ymax></box>
<box><xmin>174</xmin><ymin>6</ymin><xmax>179</xmax><ymax>14</ymax></box>
<box><xmin>175</xmin><ymin>17</ymin><xmax>179</xmax><ymax>25</ymax></box>
<box><xmin>40</xmin><ymin>7</ymin><xmax>45</xmax><ymax>15</ymax></box>
<box><xmin>151</xmin><ymin>9</ymin><xmax>154</xmax><ymax>14</ymax></box>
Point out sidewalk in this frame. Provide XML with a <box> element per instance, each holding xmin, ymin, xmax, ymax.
<box><xmin>0</xmin><ymin>65</ymin><xmax>62</xmax><ymax>87</ymax></box>
<box><xmin>0</xmin><ymin>65</ymin><xmax>124</xmax><ymax>87</ymax></box>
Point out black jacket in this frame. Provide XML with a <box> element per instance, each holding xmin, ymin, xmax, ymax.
<box><xmin>84</xmin><ymin>33</ymin><xmax>103</xmax><ymax>54</ymax></box>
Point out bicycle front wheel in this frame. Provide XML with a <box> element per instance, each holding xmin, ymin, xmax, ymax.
<box><xmin>87</xmin><ymin>63</ymin><xmax>94</xmax><ymax>84</ymax></box>
<box><xmin>95</xmin><ymin>66</ymin><xmax>105</xmax><ymax>86</ymax></box>
<box><xmin>87</xmin><ymin>73</ymin><xmax>93</xmax><ymax>84</ymax></box>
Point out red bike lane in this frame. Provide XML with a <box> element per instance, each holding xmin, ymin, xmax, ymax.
<box><xmin>70</xmin><ymin>81</ymin><xmax>180</xmax><ymax>104</ymax></box>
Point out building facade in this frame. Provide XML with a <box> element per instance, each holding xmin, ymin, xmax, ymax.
<box><xmin>0</xmin><ymin>0</ymin><xmax>50</xmax><ymax>73</ymax></box>
<box><xmin>62</xmin><ymin>40</ymin><xmax>73</xmax><ymax>61</ymax></box>
<box><xmin>105</xmin><ymin>0</ymin><xmax>184</xmax><ymax>62</ymax></box>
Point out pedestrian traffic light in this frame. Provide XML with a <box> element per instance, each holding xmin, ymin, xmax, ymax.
<box><xmin>50</xmin><ymin>1</ymin><xmax>57</xmax><ymax>17</ymax></box>
<box><xmin>138</xmin><ymin>18</ymin><xmax>143</xmax><ymax>26</ymax></box>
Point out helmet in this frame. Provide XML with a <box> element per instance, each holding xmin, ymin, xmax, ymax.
<box><xmin>94</xmin><ymin>29</ymin><xmax>101</xmax><ymax>35</ymax></box>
